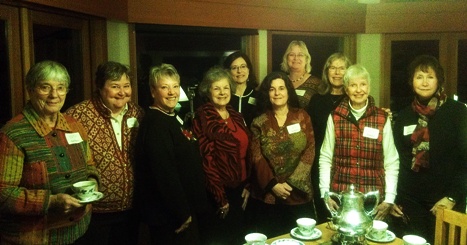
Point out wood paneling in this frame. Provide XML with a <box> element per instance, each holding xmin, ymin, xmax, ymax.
<box><xmin>22</xmin><ymin>0</ymin><xmax>128</xmax><ymax>20</ymax></box>
<box><xmin>366</xmin><ymin>1</ymin><xmax>467</xmax><ymax>33</ymax></box>
<box><xmin>127</xmin><ymin>0</ymin><xmax>366</xmax><ymax>33</ymax></box>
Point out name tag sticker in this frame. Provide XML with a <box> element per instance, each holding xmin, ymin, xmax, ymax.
<box><xmin>65</xmin><ymin>132</ymin><xmax>83</xmax><ymax>145</ymax></box>
<box><xmin>248</xmin><ymin>97</ymin><xmax>256</xmax><ymax>105</ymax></box>
<box><xmin>287</xmin><ymin>123</ymin><xmax>301</xmax><ymax>134</ymax></box>
<box><xmin>127</xmin><ymin>117</ymin><xmax>138</xmax><ymax>128</ymax></box>
<box><xmin>403</xmin><ymin>125</ymin><xmax>417</xmax><ymax>136</ymax></box>
<box><xmin>176</xmin><ymin>115</ymin><xmax>184</xmax><ymax>125</ymax></box>
<box><xmin>295</xmin><ymin>89</ymin><xmax>306</xmax><ymax>96</ymax></box>
<box><xmin>363</xmin><ymin>127</ymin><xmax>379</xmax><ymax>139</ymax></box>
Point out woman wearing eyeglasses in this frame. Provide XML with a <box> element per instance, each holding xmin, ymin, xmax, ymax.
<box><xmin>306</xmin><ymin>53</ymin><xmax>353</xmax><ymax>224</ymax></box>
<box><xmin>0</xmin><ymin>60</ymin><xmax>100</xmax><ymax>244</ymax></box>
<box><xmin>281</xmin><ymin>40</ymin><xmax>322</xmax><ymax>108</ymax></box>
<box><xmin>223</xmin><ymin>51</ymin><xmax>259</xmax><ymax>126</ymax></box>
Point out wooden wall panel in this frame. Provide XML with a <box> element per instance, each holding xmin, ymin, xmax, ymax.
<box><xmin>127</xmin><ymin>0</ymin><xmax>366</xmax><ymax>33</ymax></box>
<box><xmin>22</xmin><ymin>0</ymin><xmax>128</xmax><ymax>20</ymax></box>
<box><xmin>366</xmin><ymin>1</ymin><xmax>467</xmax><ymax>33</ymax></box>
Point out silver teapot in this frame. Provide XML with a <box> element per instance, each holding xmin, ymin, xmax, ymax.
<box><xmin>325</xmin><ymin>184</ymin><xmax>379</xmax><ymax>242</ymax></box>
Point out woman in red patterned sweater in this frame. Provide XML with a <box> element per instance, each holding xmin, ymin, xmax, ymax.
<box><xmin>192</xmin><ymin>66</ymin><xmax>250</xmax><ymax>245</ymax></box>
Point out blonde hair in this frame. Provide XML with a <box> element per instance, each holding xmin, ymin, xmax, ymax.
<box><xmin>280</xmin><ymin>40</ymin><xmax>312</xmax><ymax>74</ymax></box>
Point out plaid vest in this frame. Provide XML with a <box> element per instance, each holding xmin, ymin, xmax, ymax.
<box><xmin>331</xmin><ymin>96</ymin><xmax>387</xmax><ymax>197</ymax></box>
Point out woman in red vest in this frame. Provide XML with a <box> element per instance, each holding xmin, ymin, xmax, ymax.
<box><xmin>319</xmin><ymin>64</ymin><xmax>399</xmax><ymax>221</ymax></box>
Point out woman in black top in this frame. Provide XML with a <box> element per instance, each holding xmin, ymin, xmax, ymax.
<box><xmin>391</xmin><ymin>55</ymin><xmax>467</xmax><ymax>244</ymax></box>
<box><xmin>306</xmin><ymin>53</ymin><xmax>352</xmax><ymax>224</ymax></box>
<box><xmin>134</xmin><ymin>64</ymin><xmax>208</xmax><ymax>245</ymax></box>
<box><xmin>223</xmin><ymin>51</ymin><xmax>259</xmax><ymax>126</ymax></box>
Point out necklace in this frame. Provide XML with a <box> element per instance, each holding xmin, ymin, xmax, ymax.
<box><xmin>149</xmin><ymin>106</ymin><xmax>175</xmax><ymax>116</ymax></box>
<box><xmin>290</xmin><ymin>73</ymin><xmax>306</xmax><ymax>83</ymax></box>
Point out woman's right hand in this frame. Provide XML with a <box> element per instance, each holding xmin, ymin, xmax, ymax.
<box><xmin>272</xmin><ymin>182</ymin><xmax>292</xmax><ymax>200</ymax></box>
<box><xmin>218</xmin><ymin>203</ymin><xmax>230</xmax><ymax>219</ymax></box>
<box><xmin>325</xmin><ymin>198</ymin><xmax>340</xmax><ymax>213</ymax></box>
<box><xmin>49</xmin><ymin>193</ymin><xmax>83</xmax><ymax>214</ymax></box>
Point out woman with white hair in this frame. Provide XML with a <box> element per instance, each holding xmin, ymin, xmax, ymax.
<box><xmin>319</xmin><ymin>64</ymin><xmax>399</xmax><ymax>221</ymax></box>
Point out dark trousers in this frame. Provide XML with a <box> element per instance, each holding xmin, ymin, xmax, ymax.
<box><xmin>245</xmin><ymin>198</ymin><xmax>316</xmax><ymax>239</ymax></box>
<box><xmin>74</xmin><ymin>210</ymin><xmax>139</xmax><ymax>245</ymax></box>
<box><xmin>199</xmin><ymin>185</ymin><xmax>247</xmax><ymax>245</ymax></box>
<box><xmin>148</xmin><ymin>215</ymin><xmax>201</xmax><ymax>245</ymax></box>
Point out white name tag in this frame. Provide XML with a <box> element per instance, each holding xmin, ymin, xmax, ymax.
<box><xmin>65</xmin><ymin>132</ymin><xmax>83</xmax><ymax>145</ymax></box>
<box><xmin>248</xmin><ymin>97</ymin><xmax>256</xmax><ymax>105</ymax></box>
<box><xmin>295</xmin><ymin>89</ymin><xmax>306</xmax><ymax>96</ymax></box>
<box><xmin>287</xmin><ymin>123</ymin><xmax>301</xmax><ymax>134</ymax></box>
<box><xmin>403</xmin><ymin>125</ymin><xmax>417</xmax><ymax>136</ymax></box>
<box><xmin>127</xmin><ymin>117</ymin><xmax>138</xmax><ymax>128</ymax></box>
<box><xmin>363</xmin><ymin>127</ymin><xmax>379</xmax><ymax>139</ymax></box>
<box><xmin>176</xmin><ymin>115</ymin><xmax>184</xmax><ymax>125</ymax></box>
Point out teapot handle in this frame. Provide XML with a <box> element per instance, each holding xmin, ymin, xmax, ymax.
<box><xmin>364</xmin><ymin>190</ymin><xmax>380</xmax><ymax>216</ymax></box>
<box><xmin>324</xmin><ymin>191</ymin><xmax>341</xmax><ymax>217</ymax></box>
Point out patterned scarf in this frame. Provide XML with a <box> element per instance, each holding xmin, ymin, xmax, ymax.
<box><xmin>410</xmin><ymin>90</ymin><xmax>447</xmax><ymax>172</ymax></box>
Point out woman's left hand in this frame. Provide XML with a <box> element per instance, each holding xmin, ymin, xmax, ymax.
<box><xmin>430</xmin><ymin>197</ymin><xmax>455</xmax><ymax>216</ymax></box>
<box><xmin>374</xmin><ymin>202</ymin><xmax>393</xmax><ymax>220</ymax></box>
<box><xmin>241</xmin><ymin>188</ymin><xmax>250</xmax><ymax>210</ymax></box>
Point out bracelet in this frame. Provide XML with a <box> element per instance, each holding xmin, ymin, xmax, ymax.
<box><xmin>446</xmin><ymin>197</ymin><xmax>456</xmax><ymax>203</ymax></box>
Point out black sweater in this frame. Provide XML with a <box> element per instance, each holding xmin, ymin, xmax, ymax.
<box><xmin>134</xmin><ymin>109</ymin><xmax>208</xmax><ymax>228</ymax></box>
<box><xmin>393</xmin><ymin>99</ymin><xmax>467</xmax><ymax>209</ymax></box>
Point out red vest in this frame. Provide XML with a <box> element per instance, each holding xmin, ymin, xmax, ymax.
<box><xmin>331</xmin><ymin>96</ymin><xmax>387</xmax><ymax>197</ymax></box>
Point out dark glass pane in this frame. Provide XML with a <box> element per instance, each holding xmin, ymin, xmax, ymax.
<box><xmin>0</xmin><ymin>20</ymin><xmax>12</xmax><ymax>126</ymax></box>
<box><xmin>33</xmin><ymin>24</ymin><xmax>83</xmax><ymax>111</ymax></box>
<box><xmin>390</xmin><ymin>40</ymin><xmax>439</xmax><ymax>114</ymax></box>
<box><xmin>135</xmin><ymin>26</ymin><xmax>242</xmax><ymax>110</ymax></box>
<box><xmin>457</xmin><ymin>39</ymin><xmax>467</xmax><ymax>103</ymax></box>
<box><xmin>271</xmin><ymin>35</ymin><xmax>343</xmax><ymax>79</ymax></box>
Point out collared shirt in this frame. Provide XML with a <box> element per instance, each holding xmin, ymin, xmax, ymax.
<box><xmin>110</xmin><ymin>104</ymin><xmax>129</xmax><ymax>150</ymax></box>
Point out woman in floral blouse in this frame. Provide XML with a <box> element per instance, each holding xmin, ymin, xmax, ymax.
<box><xmin>247</xmin><ymin>71</ymin><xmax>315</xmax><ymax>238</ymax></box>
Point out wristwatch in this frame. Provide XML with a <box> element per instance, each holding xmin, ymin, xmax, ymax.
<box><xmin>446</xmin><ymin>196</ymin><xmax>456</xmax><ymax>203</ymax></box>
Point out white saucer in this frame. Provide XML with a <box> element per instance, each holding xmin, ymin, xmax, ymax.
<box><xmin>365</xmin><ymin>230</ymin><xmax>396</xmax><ymax>243</ymax></box>
<box><xmin>290</xmin><ymin>227</ymin><xmax>322</xmax><ymax>240</ymax></box>
<box><xmin>74</xmin><ymin>192</ymin><xmax>104</xmax><ymax>204</ymax></box>
<box><xmin>271</xmin><ymin>238</ymin><xmax>305</xmax><ymax>245</ymax></box>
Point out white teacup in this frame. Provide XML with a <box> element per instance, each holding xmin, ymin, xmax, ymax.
<box><xmin>244</xmin><ymin>233</ymin><xmax>267</xmax><ymax>245</ymax></box>
<box><xmin>296</xmin><ymin>217</ymin><xmax>316</xmax><ymax>237</ymax></box>
<box><xmin>72</xmin><ymin>180</ymin><xmax>96</xmax><ymax>200</ymax></box>
<box><xmin>402</xmin><ymin>235</ymin><xmax>430</xmax><ymax>245</ymax></box>
<box><xmin>370</xmin><ymin>220</ymin><xmax>388</xmax><ymax>240</ymax></box>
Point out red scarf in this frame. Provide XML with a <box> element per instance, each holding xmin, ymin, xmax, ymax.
<box><xmin>410</xmin><ymin>91</ymin><xmax>446</xmax><ymax>172</ymax></box>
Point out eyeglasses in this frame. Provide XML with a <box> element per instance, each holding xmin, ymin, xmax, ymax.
<box><xmin>230</xmin><ymin>64</ymin><xmax>248</xmax><ymax>71</ymax></box>
<box><xmin>36</xmin><ymin>84</ymin><xmax>69</xmax><ymax>95</ymax></box>
<box><xmin>288</xmin><ymin>53</ymin><xmax>306</xmax><ymax>59</ymax></box>
<box><xmin>329</xmin><ymin>66</ymin><xmax>346</xmax><ymax>73</ymax></box>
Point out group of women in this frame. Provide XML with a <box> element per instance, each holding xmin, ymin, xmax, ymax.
<box><xmin>0</xmin><ymin>39</ymin><xmax>465</xmax><ymax>245</ymax></box>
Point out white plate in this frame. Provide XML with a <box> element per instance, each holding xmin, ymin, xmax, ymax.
<box><xmin>365</xmin><ymin>230</ymin><xmax>396</xmax><ymax>243</ymax></box>
<box><xmin>271</xmin><ymin>238</ymin><xmax>305</xmax><ymax>245</ymax></box>
<box><xmin>290</xmin><ymin>227</ymin><xmax>322</xmax><ymax>240</ymax></box>
<box><xmin>73</xmin><ymin>191</ymin><xmax>104</xmax><ymax>204</ymax></box>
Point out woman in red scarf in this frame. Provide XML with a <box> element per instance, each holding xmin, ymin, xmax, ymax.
<box><xmin>392</xmin><ymin>55</ymin><xmax>467</xmax><ymax>244</ymax></box>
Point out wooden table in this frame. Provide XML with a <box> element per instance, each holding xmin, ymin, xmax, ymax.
<box><xmin>266</xmin><ymin>222</ymin><xmax>403</xmax><ymax>244</ymax></box>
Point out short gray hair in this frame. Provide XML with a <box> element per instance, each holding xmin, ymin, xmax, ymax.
<box><xmin>25</xmin><ymin>60</ymin><xmax>70</xmax><ymax>90</ymax></box>
<box><xmin>343</xmin><ymin>64</ymin><xmax>371</xmax><ymax>90</ymax></box>
<box><xmin>149</xmin><ymin>63</ymin><xmax>180</xmax><ymax>88</ymax></box>
<box><xmin>198</xmin><ymin>66</ymin><xmax>235</xmax><ymax>102</ymax></box>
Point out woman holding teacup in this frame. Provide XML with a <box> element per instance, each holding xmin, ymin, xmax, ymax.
<box><xmin>0</xmin><ymin>61</ymin><xmax>100</xmax><ymax>244</ymax></box>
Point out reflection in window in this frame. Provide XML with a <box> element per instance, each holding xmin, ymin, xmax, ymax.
<box><xmin>0</xmin><ymin>20</ymin><xmax>11</xmax><ymax>125</ymax></box>
<box><xmin>457</xmin><ymin>39</ymin><xmax>467</xmax><ymax>103</ymax></box>
<box><xmin>33</xmin><ymin>24</ymin><xmax>83</xmax><ymax>111</ymax></box>
<box><xmin>390</xmin><ymin>40</ymin><xmax>439</xmax><ymax>113</ymax></box>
